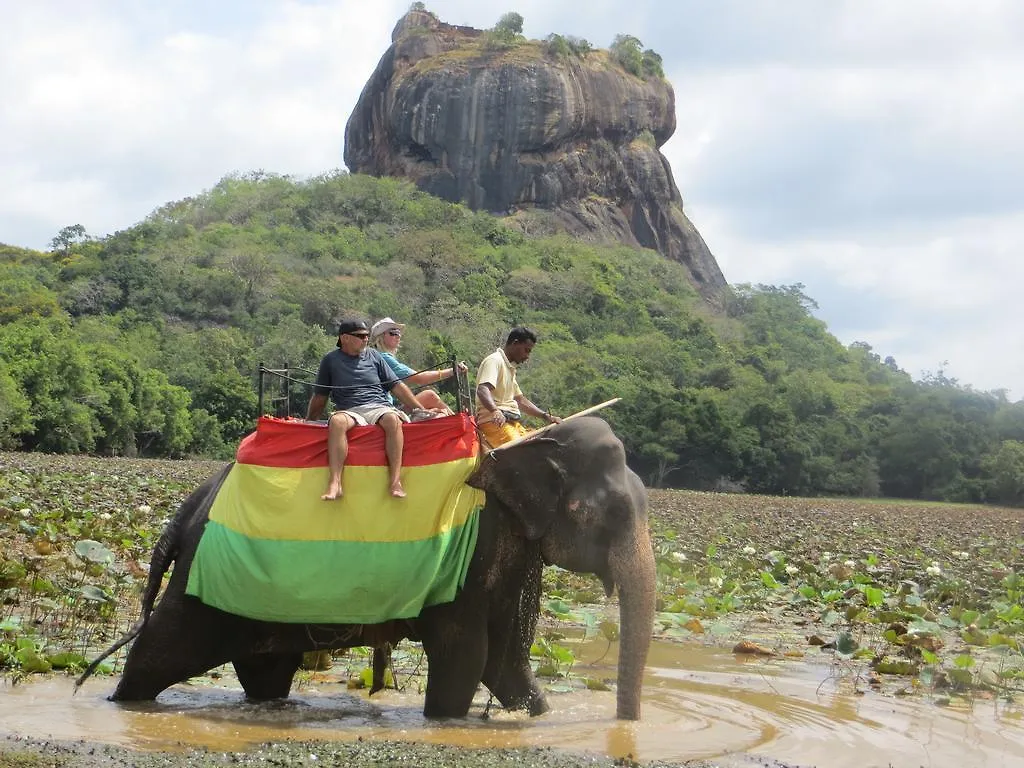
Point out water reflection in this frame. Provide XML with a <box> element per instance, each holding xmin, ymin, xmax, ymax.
<box><xmin>1</xmin><ymin>639</ymin><xmax>1022</xmax><ymax>767</ymax></box>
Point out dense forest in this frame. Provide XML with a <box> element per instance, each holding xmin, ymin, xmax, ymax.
<box><xmin>1</xmin><ymin>171</ymin><xmax>1022</xmax><ymax>506</ymax></box>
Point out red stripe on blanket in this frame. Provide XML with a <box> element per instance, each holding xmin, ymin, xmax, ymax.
<box><xmin>235</xmin><ymin>413</ymin><xmax>479</xmax><ymax>468</ymax></box>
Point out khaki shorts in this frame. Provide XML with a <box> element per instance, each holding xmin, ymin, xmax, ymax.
<box><xmin>337</xmin><ymin>404</ymin><xmax>410</xmax><ymax>426</ymax></box>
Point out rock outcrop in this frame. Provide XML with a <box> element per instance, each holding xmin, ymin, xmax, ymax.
<box><xmin>345</xmin><ymin>10</ymin><xmax>727</xmax><ymax>300</ymax></box>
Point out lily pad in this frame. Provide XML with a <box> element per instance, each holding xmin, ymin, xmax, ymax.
<box><xmin>74</xmin><ymin>539</ymin><xmax>114</xmax><ymax>565</ymax></box>
<box><xmin>79</xmin><ymin>584</ymin><xmax>112</xmax><ymax>603</ymax></box>
<box><xmin>835</xmin><ymin>631</ymin><xmax>859</xmax><ymax>656</ymax></box>
<box><xmin>584</xmin><ymin>677</ymin><xmax>611</xmax><ymax>691</ymax></box>
<box><xmin>875</xmin><ymin>657</ymin><xmax>918</xmax><ymax>675</ymax></box>
<box><xmin>47</xmin><ymin>651</ymin><xmax>88</xmax><ymax>670</ymax></box>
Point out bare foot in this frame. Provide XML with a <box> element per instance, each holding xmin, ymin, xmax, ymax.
<box><xmin>321</xmin><ymin>484</ymin><xmax>344</xmax><ymax>501</ymax></box>
<box><xmin>390</xmin><ymin>482</ymin><xmax>407</xmax><ymax>499</ymax></box>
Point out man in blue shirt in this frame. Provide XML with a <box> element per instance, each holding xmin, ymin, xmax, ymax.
<box><xmin>306</xmin><ymin>319</ymin><xmax>427</xmax><ymax>500</ymax></box>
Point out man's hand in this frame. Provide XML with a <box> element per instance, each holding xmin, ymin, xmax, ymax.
<box><xmin>490</xmin><ymin>409</ymin><xmax>507</xmax><ymax>426</ymax></box>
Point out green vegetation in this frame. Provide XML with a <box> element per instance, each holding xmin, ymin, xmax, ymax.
<box><xmin>1</xmin><ymin>170</ymin><xmax>1022</xmax><ymax>505</ymax></box>
<box><xmin>632</xmin><ymin>129</ymin><xmax>658</xmax><ymax>149</ymax></box>
<box><xmin>2</xmin><ymin>451</ymin><xmax>1022</xmax><ymax>706</ymax></box>
<box><xmin>543</xmin><ymin>34</ymin><xmax>592</xmax><ymax>59</ymax></box>
<box><xmin>648</xmin><ymin>491</ymin><xmax>1024</xmax><ymax>698</ymax></box>
<box><xmin>483</xmin><ymin>12</ymin><xmax>525</xmax><ymax>51</ymax></box>
<box><xmin>609</xmin><ymin>34</ymin><xmax>664</xmax><ymax>79</ymax></box>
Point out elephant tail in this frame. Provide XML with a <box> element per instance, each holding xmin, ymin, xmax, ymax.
<box><xmin>75</xmin><ymin>464</ymin><xmax>231</xmax><ymax>691</ymax></box>
<box><xmin>138</xmin><ymin>513</ymin><xmax>181</xmax><ymax>623</ymax></box>
<box><xmin>73</xmin><ymin>618</ymin><xmax>146</xmax><ymax>690</ymax></box>
<box><xmin>74</xmin><ymin>526</ymin><xmax>179</xmax><ymax>690</ymax></box>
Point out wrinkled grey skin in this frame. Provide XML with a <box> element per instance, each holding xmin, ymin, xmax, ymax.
<box><xmin>79</xmin><ymin>417</ymin><xmax>656</xmax><ymax>720</ymax></box>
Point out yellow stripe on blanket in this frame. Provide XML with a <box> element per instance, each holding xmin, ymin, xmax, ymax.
<box><xmin>209</xmin><ymin>458</ymin><xmax>483</xmax><ymax>543</ymax></box>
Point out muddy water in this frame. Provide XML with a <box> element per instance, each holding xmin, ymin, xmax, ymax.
<box><xmin>2</xmin><ymin>639</ymin><xmax>1023</xmax><ymax>768</ymax></box>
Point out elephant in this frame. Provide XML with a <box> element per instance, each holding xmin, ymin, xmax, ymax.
<box><xmin>78</xmin><ymin>416</ymin><xmax>656</xmax><ymax>720</ymax></box>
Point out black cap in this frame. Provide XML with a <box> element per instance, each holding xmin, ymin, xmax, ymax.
<box><xmin>337</xmin><ymin>319</ymin><xmax>369</xmax><ymax>336</ymax></box>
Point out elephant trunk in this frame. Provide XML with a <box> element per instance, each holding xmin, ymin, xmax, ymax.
<box><xmin>610</xmin><ymin>527</ymin><xmax>657</xmax><ymax>720</ymax></box>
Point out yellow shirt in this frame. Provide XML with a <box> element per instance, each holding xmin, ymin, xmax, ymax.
<box><xmin>475</xmin><ymin>348</ymin><xmax>523</xmax><ymax>422</ymax></box>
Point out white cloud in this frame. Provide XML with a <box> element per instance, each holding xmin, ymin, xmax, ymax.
<box><xmin>692</xmin><ymin>206</ymin><xmax>1023</xmax><ymax>393</ymax></box>
<box><xmin>656</xmin><ymin>1</ymin><xmax>1022</xmax><ymax>396</ymax></box>
<box><xmin>0</xmin><ymin>1</ymin><xmax>399</xmax><ymax>246</ymax></box>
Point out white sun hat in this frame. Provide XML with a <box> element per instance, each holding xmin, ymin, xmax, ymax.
<box><xmin>370</xmin><ymin>317</ymin><xmax>407</xmax><ymax>340</ymax></box>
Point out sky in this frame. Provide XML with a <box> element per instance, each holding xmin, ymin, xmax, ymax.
<box><xmin>2</xmin><ymin>0</ymin><xmax>1021</xmax><ymax>399</ymax></box>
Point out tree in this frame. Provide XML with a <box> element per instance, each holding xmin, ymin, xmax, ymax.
<box><xmin>49</xmin><ymin>224</ymin><xmax>89</xmax><ymax>259</ymax></box>
<box><xmin>641</xmin><ymin>49</ymin><xmax>664</xmax><ymax>78</ymax></box>
<box><xmin>982</xmin><ymin>441</ymin><xmax>1024</xmax><ymax>507</ymax></box>
<box><xmin>0</xmin><ymin>368</ymin><xmax>32</xmax><ymax>449</ymax></box>
<box><xmin>135</xmin><ymin>370</ymin><xmax>194</xmax><ymax>457</ymax></box>
<box><xmin>0</xmin><ymin>317</ymin><xmax>104</xmax><ymax>453</ymax></box>
<box><xmin>610</xmin><ymin>35</ymin><xmax>644</xmax><ymax>77</ymax></box>
<box><xmin>485</xmin><ymin>11</ymin><xmax>524</xmax><ymax>49</ymax></box>
<box><xmin>0</xmin><ymin>266</ymin><xmax>62</xmax><ymax>322</ymax></box>
<box><xmin>228</xmin><ymin>251</ymin><xmax>273</xmax><ymax>315</ymax></box>
<box><xmin>190</xmin><ymin>370</ymin><xmax>259</xmax><ymax>445</ymax></box>
<box><xmin>493</xmin><ymin>12</ymin><xmax>524</xmax><ymax>37</ymax></box>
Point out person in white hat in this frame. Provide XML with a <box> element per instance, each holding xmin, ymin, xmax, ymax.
<box><xmin>369</xmin><ymin>317</ymin><xmax>468</xmax><ymax>416</ymax></box>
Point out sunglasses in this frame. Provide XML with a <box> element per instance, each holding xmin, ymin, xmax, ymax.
<box><xmin>346</xmin><ymin>332</ymin><xmax>370</xmax><ymax>340</ymax></box>
<box><xmin>387</xmin><ymin>330</ymin><xmax>402</xmax><ymax>337</ymax></box>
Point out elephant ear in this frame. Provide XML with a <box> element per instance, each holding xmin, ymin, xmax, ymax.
<box><xmin>469</xmin><ymin>438</ymin><xmax>566</xmax><ymax>540</ymax></box>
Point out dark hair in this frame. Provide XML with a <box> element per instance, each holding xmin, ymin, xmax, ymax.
<box><xmin>506</xmin><ymin>326</ymin><xmax>537</xmax><ymax>345</ymax></box>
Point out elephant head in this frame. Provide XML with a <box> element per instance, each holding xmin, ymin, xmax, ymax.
<box><xmin>466</xmin><ymin>416</ymin><xmax>656</xmax><ymax>719</ymax></box>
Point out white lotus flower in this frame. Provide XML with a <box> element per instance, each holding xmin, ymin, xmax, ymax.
<box><xmin>671</xmin><ymin>551</ymin><xmax>687</xmax><ymax>563</ymax></box>
<box><xmin>785</xmin><ymin>564</ymin><xmax>799</xmax><ymax>575</ymax></box>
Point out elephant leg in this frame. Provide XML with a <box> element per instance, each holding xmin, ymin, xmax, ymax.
<box><xmin>233</xmin><ymin>652</ymin><xmax>303</xmax><ymax>700</ymax></box>
<box><xmin>481</xmin><ymin>608</ymin><xmax>549</xmax><ymax>716</ymax></box>
<box><xmin>112</xmin><ymin>600</ymin><xmax>236</xmax><ymax>701</ymax></box>
<box><xmin>418</xmin><ymin>609</ymin><xmax>488</xmax><ymax>718</ymax></box>
<box><xmin>370</xmin><ymin>643</ymin><xmax>392</xmax><ymax>695</ymax></box>
<box><xmin>482</xmin><ymin>654</ymin><xmax>549</xmax><ymax>716</ymax></box>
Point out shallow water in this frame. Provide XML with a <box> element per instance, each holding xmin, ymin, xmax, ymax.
<box><xmin>1</xmin><ymin>639</ymin><xmax>1022</xmax><ymax>768</ymax></box>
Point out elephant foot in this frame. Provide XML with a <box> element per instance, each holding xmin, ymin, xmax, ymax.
<box><xmin>111</xmin><ymin>669</ymin><xmax>175</xmax><ymax>701</ymax></box>
<box><xmin>527</xmin><ymin>693</ymin><xmax>550</xmax><ymax>717</ymax></box>
<box><xmin>499</xmin><ymin>688</ymin><xmax>549</xmax><ymax>717</ymax></box>
<box><xmin>234</xmin><ymin>653</ymin><xmax>302</xmax><ymax>700</ymax></box>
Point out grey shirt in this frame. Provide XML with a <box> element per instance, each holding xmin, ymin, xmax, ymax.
<box><xmin>313</xmin><ymin>348</ymin><xmax>399</xmax><ymax>410</ymax></box>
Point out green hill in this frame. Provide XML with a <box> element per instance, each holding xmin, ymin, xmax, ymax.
<box><xmin>1</xmin><ymin>171</ymin><xmax>1022</xmax><ymax>505</ymax></box>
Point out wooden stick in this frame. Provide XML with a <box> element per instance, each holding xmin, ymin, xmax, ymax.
<box><xmin>487</xmin><ymin>398</ymin><xmax>622</xmax><ymax>452</ymax></box>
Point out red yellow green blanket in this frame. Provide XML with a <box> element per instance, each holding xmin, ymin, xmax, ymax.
<box><xmin>185</xmin><ymin>413</ymin><xmax>484</xmax><ymax>623</ymax></box>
